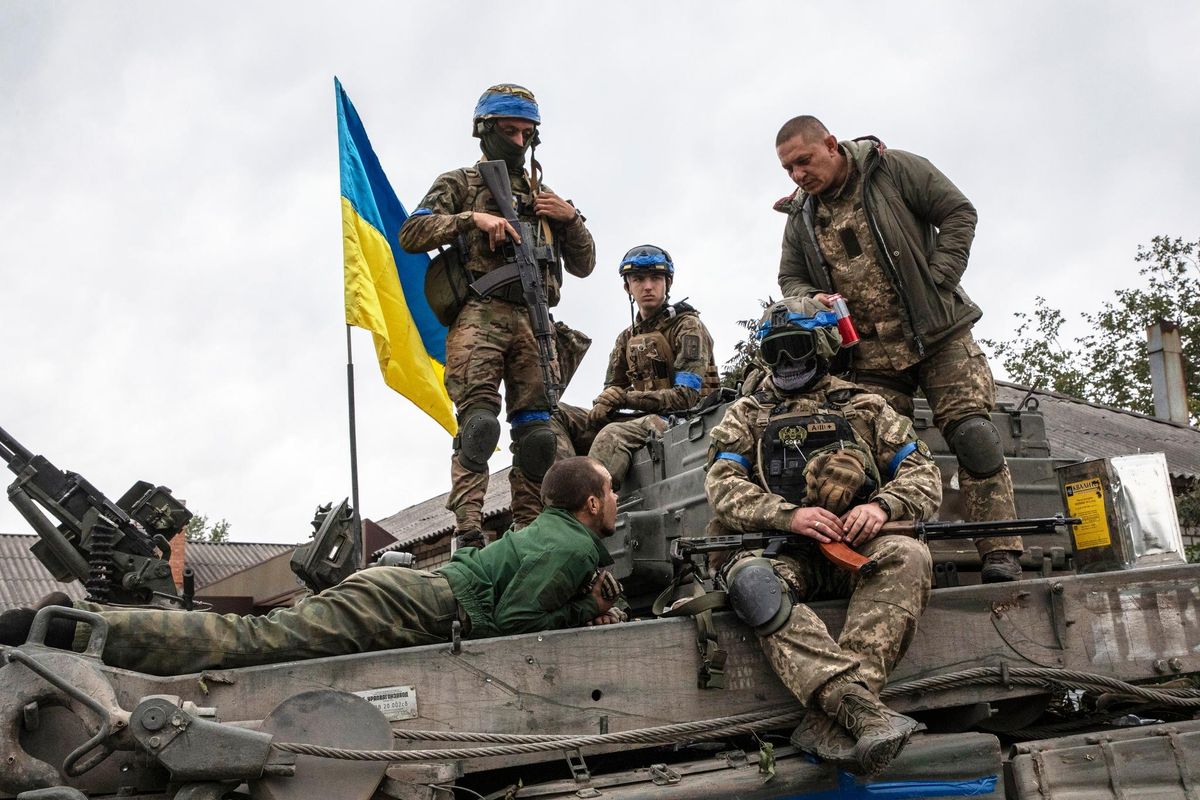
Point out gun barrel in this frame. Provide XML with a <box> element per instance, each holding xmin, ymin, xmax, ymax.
<box><xmin>0</xmin><ymin>425</ymin><xmax>33</xmax><ymax>466</ymax></box>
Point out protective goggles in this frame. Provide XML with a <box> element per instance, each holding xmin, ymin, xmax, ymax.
<box><xmin>759</xmin><ymin>330</ymin><xmax>819</xmax><ymax>367</ymax></box>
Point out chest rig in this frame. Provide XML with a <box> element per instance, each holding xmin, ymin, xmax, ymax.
<box><xmin>625</xmin><ymin>330</ymin><xmax>674</xmax><ymax>391</ymax></box>
<box><xmin>754</xmin><ymin>397</ymin><xmax>880</xmax><ymax>507</ymax></box>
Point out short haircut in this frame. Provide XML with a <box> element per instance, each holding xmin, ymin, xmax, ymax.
<box><xmin>541</xmin><ymin>456</ymin><xmax>607</xmax><ymax>512</ymax></box>
<box><xmin>776</xmin><ymin>115</ymin><xmax>830</xmax><ymax>147</ymax></box>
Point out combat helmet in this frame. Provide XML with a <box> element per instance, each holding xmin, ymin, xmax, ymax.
<box><xmin>755</xmin><ymin>296</ymin><xmax>842</xmax><ymax>392</ymax></box>
<box><xmin>472</xmin><ymin>84</ymin><xmax>540</xmax><ymax>135</ymax></box>
<box><xmin>618</xmin><ymin>244</ymin><xmax>675</xmax><ymax>289</ymax></box>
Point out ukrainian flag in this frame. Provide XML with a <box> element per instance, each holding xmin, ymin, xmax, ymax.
<box><xmin>336</xmin><ymin>78</ymin><xmax>456</xmax><ymax>435</ymax></box>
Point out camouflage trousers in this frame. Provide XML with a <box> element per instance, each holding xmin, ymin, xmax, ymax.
<box><xmin>852</xmin><ymin>332</ymin><xmax>1022</xmax><ymax>557</ymax></box>
<box><xmin>588</xmin><ymin>415</ymin><xmax>668</xmax><ymax>489</ymax></box>
<box><xmin>444</xmin><ymin>298</ymin><xmax>559</xmax><ymax>534</ymax></box>
<box><xmin>73</xmin><ymin>567</ymin><xmax>460</xmax><ymax>676</ymax></box>
<box><xmin>754</xmin><ymin>535</ymin><xmax>932</xmax><ymax>704</ymax></box>
<box><xmin>510</xmin><ymin>402</ymin><xmax>598</xmax><ymax>528</ymax></box>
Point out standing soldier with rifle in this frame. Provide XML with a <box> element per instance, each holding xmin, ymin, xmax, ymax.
<box><xmin>773</xmin><ymin>116</ymin><xmax>1025</xmax><ymax>582</ymax></box>
<box><xmin>400</xmin><ymin>84</ymin><xmax>595</xmax><ymax>548</ymax></box>
<box><xmin>704</xmin><ymin>297</ymin><xmax>940</xmax><ymax>775</ymax></box>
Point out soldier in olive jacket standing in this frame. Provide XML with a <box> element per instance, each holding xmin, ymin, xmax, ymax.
<box><xmin>773</xmin><ymin>115</ymin><xmax>1022</xmax><ymax>582</ymax></box>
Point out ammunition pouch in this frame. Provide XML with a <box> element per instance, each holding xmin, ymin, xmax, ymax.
<box><xmin>424</xmin><ymin>242</ymin><xmax>472</xmax><ymax>326</ymax></box>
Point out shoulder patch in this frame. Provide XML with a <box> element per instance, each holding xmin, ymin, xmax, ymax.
<box><xmin>916</xmin><ymin>439</ymin><xmax>933</xmax><ymax>459</ymax></box>
<box><xmin>682</xmin><ymin>334</ymin><xmax>701</xmax><ymax>361</ymax></box>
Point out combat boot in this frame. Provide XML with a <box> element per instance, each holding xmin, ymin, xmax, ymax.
<box><xmin>0</xmin><ymin>592</ymin><xmax>75</xmax><ymax>648</ymax></box>
<box><xmin>789</xmin><ymin>708</ymin><xmax>857</xmax><ymax>767</ymax></box>
<box><xmin>820</xmin><ymin>682</ymin><xmax>919</xmax><ymax>774</ymax></box>
<box><xmin>981</xmin><ymin>550</ymin><xmax>1022</xmax><ymax>583</ymax></box>
<box><xmin>454</xmin><ymin>529</ymin><xmax>487</xmax><ymax>550</ymax></box>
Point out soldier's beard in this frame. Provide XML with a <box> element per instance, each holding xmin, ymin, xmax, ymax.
<box><xmin>771</xmin><ymin>354</ymin><xmax>825</xmax><ymax>392</ymax></box>
<box><xmin>480</xmin><ymin>130</ymin><xmax>529</xmax><ymax>172</ymax></box>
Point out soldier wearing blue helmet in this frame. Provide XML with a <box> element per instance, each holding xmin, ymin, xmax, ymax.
<box><xmin>583</xmin><ymin>244</ymin><xmax>720</xmax><ymax>489</ymax></box>
<box><xmin>400</xmin><ymin>84</ymin><xmax>596</xmax><ymax>548</ymax></box>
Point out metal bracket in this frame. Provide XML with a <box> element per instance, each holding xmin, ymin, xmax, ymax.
<box><xmin>649</xmin><ymin>763</ymin><xmax>681</xmax><ymax>786</ymax></box>
<box><xmin>450</xmin><ymin>620</ymin><xmax>462</xmax><ymax>655</ymax></box>
<box><xmin>687</xmin><ymin>416</ymin><xmax>705</xmax><ymax>442</ymax></box>
<box><xmin>564</xmin><ymin>748</ymin><xmax>591</xmax><ymax>783</ymax></box>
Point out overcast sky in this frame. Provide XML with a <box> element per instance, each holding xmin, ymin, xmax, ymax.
<box><xmin>1</xmin><ymin>2</ymin><xmax>1197</xmax><ymax>544</ymax></box>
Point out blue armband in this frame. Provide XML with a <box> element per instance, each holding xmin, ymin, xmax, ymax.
<box><xmin>673</xmin><ymin>371</ymin><xmax>702</xmax><ymax>391</ymax></box>
<box><xmin>886</xmin><ymin>441</ymin><xmax>919</xmax><ymax>480</ymax></box>
<box><xmin>410</xmin><ymin>207</ymin><xmax>434</xmax><ymax>217</ymax></box>
<box><xmin>716</xmin><ymin>452</ymin><xmax>752</xmax><ymax>471</ymax></box>
<box><xmin>509</xmin><ymin>410</ymin><xmax>551</xmax><ymax>427</ymax></box>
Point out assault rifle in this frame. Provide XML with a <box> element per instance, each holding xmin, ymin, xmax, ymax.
<box><xmin>671</xmin><ymin>515</ymin><xmax>1082</xmax><ymax>577</ymax></box>
<box><xmin>473</xmin><ymin>159</ymin><xmax>560</xmax><ymax>410</ymax></box>
<box><xmin>0</xmin><ymin>424</ymin><xmax>193</xmax><ymax>607</ymax></box>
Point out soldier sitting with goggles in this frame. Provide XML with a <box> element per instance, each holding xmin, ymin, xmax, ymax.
<box><xmin>574</xmin><ymin>244</ymin><xmax>720</xmax><ymax>489</ymax></box>
<box><xmin>705</xmin><ymin>297</ymin><xmax>941</xmax><ymax>775</ymax></box>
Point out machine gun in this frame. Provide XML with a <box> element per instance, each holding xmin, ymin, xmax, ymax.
<box><xmin>0</xmin><ymin>424</ymin><xmax>193</xmax><ymax>607</ymax></box>
<box><xmin>672</xmin><ymin>515</ymin><xmax>1082</xmax><ymax>577</ymax></box>
<box><xmin>472</xmin><ymin>159</ymin><xmax>561</xmax><ymax>410</ymax></box>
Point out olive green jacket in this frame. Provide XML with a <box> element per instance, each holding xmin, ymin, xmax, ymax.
<box><xmin>438</xmin><ymin>506</ymin><xmax>612</xmax><ymax>638</ymax></box>
<box><xmin>775</xmin><ymin>137</ymin><xmax>982</xmax><ymax>358</ymax></box>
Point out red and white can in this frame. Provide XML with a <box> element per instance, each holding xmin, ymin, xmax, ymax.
<box><xmin>828</xmin><ymin>294</ymin><xmax>860</xmax><ymax>347</ymax></box>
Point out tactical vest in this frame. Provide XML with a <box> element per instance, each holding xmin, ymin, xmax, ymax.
<box><xmin>754</xmin><ymin>400</ymin><xmax>880</xmax><ymax>507</ymax></box>
<box><xmin>624</xmin><ymin>308</ymin><xmax>721</xmax><ymax>395</ymax></box>
<box><xmin>456</xmin><ymin>167</ymin><xmax>564</xmax><ymax>307</ymax></box>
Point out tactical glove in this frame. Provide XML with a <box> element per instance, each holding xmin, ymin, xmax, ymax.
<box><xmin>586</xmin><ymin>386</ymin><xmax>627</xmax><ymax>428</ymax></box>
<box><xmin>590</xmin><ymin>569</ymin><xmax>623</xmax><ymax>603</ymax></box>
<box><xmin>805</xmin><ymin>450</ymin><xmax>868</xmax><ymax>514</ymax></box>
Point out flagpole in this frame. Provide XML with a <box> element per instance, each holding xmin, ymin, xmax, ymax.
<box><xmin>345</xmin><ymin>324</ymin><xmax>365</xmax><ymax>568</ymax></box>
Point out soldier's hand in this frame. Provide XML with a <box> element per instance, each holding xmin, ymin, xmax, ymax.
<box><xmin>788</xmin><ymin>507</ymin><xmax>844</xmax><ymax>543</ymax></box>
<box><xmin>841</xmin><ymin>502</ymin><xmax>888</xmax><ymax>546</ymax></box>
<box><xmin>472</xmin><ymin>211</ymin><xmax>521</xmax><ymax>250</ymax></box>
<box><xmin>587</xmin><ymin>607</ymin><xmax>628</xmax><ymax>626</ymax></box>
<box><xmin>587</xmin><ymin>386</ymin><xmax>626</xmax><ymax>427</ymax></box>
<box><xmin>533</xmin><ymin>190</ymin><xmax>577</xmax><ymax>222</ymax></box>
<box><xmin>812</xmin><ymin>293</ymin><xmax>836</xmax><ymax>308</ymax></box>
<box><xmin>589</xmin><ymin>570</ymin><xmax>617</xmax><ymax>614</ymax></box>
<box><xmin>805</xmin><ymin>451</ymin><xmax>868</xmax><ymax>514</ymax></box>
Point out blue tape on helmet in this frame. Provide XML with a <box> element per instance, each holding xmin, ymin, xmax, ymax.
<box><xmin>618</xmin><ymin>245</ymin><xmax>675</xmax><ymax>276</ymax></box>
<box><xmin>674</xmin><ymin>372</ymin><xmax>702</xmax><ymax>391</ymax></box>
<box><xmin>474</xmin><ymin>92</ymin><xmax>540</xmax><ymax>124</ymax></box>
<box><xmin>755</xmin><ymin>311</ymin><xmax>838</xmax><ymax>340</ymax></box>
<box><xmin>509</xmin><ymin>410</ymin><xmax>551</xmax><ymax>427</ymax></box>
<box><xmin>887</xmin><ymin>441</ymin><xmax>919</xmax><ymax>479</ymax></box>
<box><xmin>717</xmin><ymin>452</ymin><xmax>752</xmax><ymax>471</ymax></box>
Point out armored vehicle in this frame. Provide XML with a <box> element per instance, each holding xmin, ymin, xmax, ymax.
<box><xmin>3</xmin><ymin>393</ymin><xmax>1200</xmax><ymax>800</ymax></box>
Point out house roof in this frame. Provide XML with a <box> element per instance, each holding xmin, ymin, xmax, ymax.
<box><xmin>373</xmin><ymin>468</ymin><xmax>514</xmax><ymax>554</ymax></box>
<box><xmin>0</xmin><ymin>535</ymin><xmax>294</xmax><ymax>611</ymax></box>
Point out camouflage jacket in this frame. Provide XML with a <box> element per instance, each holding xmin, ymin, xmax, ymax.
<box><xmin>603</xmin><ymin>302</ymin><xmax>719</xmax><ymax>414</ymax></box>
<box><xmin>775</xmin><ymin>137</ymin><xmax>982</xmax><ymax>359</ymax></box>
<box><xmin>704</xmin><ymin>375</ymin><xmax>942</xmax><ymax>532</ymax></box>
<box><xmin>398</xmin><ymin>163</ymin><xmax>595</xmax><ymax>306</ymax></box>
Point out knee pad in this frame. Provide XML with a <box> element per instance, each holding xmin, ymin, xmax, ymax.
<box><xmin>455</xmin><ymin>407</ymin><xmax>500</xmax><ymax>473</ymax></box>
<box><xmin>947</xmin><ymin>416</ymin><xmax>1005</xmax><ymax>478</ymax></box>
<box><xmin>725</xmin><ymin>557</ymin><xmax>793</xmax><ymax>637</ymax></box>
<box><xmin>511</xmin><ymin>421</ymin><xmax>557</xmax><ymax>483</ymax></box>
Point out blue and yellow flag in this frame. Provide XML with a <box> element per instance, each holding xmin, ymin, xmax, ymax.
<box><xmin>336</xmin><ymin>78</ymin><xmax>456</xmax><ymax>435</ymax></box>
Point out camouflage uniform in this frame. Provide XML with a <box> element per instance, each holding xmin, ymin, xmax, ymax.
<box><xmin>776</xmin><ymin>139</ymin><xmax>1020</xmax><ymax>556</ymax></box>
<box><xmin>705</xmin><ymin>374</ymin><xmax>939</xmax><ymax>705</ymax></box>
<box><xmin>589</xmin><ymin>303</ymin><xmax>719</xmax><ymax>486</ymax></box>
<box><xmin>400</xmin><ymin>166</ymin><xmax>595</xmax><ymax>533</ymax></box>
<box><xmin>72</xmin><ymin>507</ymin><xmax>612</xmax><ymax>676</ymax></box>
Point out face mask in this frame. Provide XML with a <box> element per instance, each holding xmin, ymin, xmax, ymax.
<box><xmin>770</xmin><ymin>352</ymin><xmax>824</xmax><ymax>392</ymax></box>
<box><xmin>480</xmin><ymin>128</ymin><xmax>530</xmax><ymax>172</ymax></box>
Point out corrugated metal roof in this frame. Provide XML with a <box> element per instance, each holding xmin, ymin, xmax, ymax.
<box><xmin>0</xmin><ymin>535</ymin><xmax>294</xmax><ymax>611</ymax></box>
<box><xmin>374</xmin><ymin>467</ymin><xmax>515</xmax><ymax>552</ymax></box>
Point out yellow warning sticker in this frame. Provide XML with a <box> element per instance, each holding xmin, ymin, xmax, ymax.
<box><xmin>1064</xmin><ymin>478</ymin><xmax>1111</xmax><ymax>550</ymax></box>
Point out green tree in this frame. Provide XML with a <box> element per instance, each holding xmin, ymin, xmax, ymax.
<box><xmin>720</xmin><ymin>298</ymin><xmax>772</xmax><ymax>389</ymax></box>
<box><xmin>981</xmin><ymin>236</ymin><xmax>1200</xmax><ymax>423</ymax></box>
<box><xmin>185</xmin><ymin>514</ymin><xmax>231</xmax><ymax>543</ymax></box>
